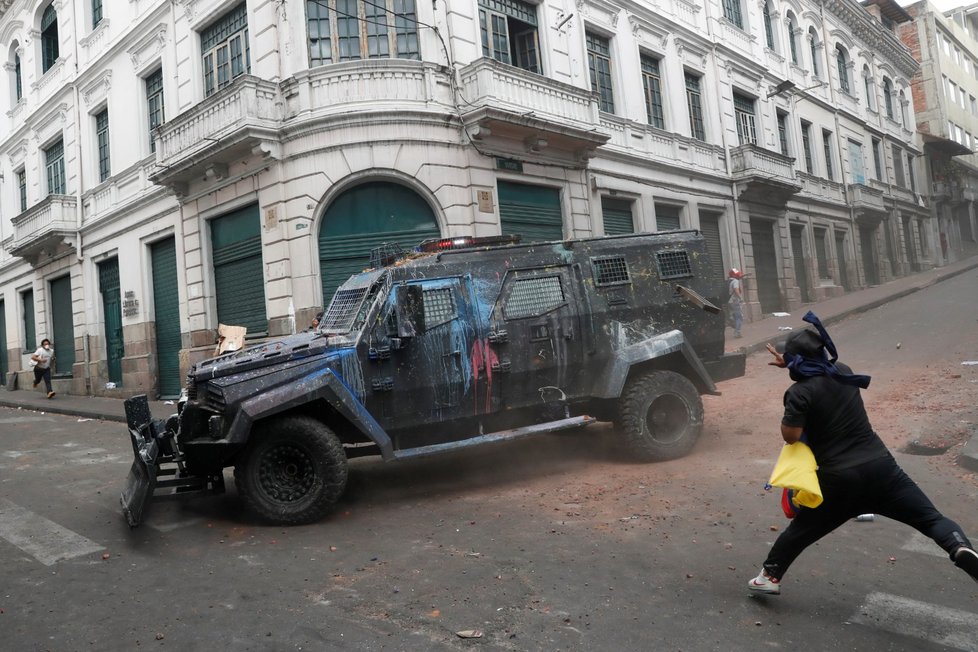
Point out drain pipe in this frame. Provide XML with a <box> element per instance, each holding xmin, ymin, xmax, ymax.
<box><xmin>70</xmin><ymin>0</ymin><xmax>84</xmax><ymax>262</ymax></box>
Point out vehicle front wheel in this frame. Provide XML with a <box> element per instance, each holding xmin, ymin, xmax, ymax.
<box><xmin>234</xmin><ymin>416</ymin><xmax>348</xmax><ymax>525</ymax></box>
<box><xmin>616</xmin><ymin>370</ymin><xmax>704</xmax><ymax>462</ymax></box>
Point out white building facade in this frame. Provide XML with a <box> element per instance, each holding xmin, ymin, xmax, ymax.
<box><xmin>0</xmin><ymin>0</ymin><xmax>934</xmax><ymax>397</ymax></box>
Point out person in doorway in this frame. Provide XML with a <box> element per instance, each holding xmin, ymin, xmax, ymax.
<box><xmin>747</xmin><ymin>312</ymin><xmax>978</xmax><ymax>595</ymax></box>
<box><xmin>310</xmin><ymin>312</ymin><xmax>324</xmax><ymax>331</ymax></box>
<box><xmin>727</xmin><ymin>268</ymin><xmax>745</xmax><ymax>339</ymax></box>
<box><xmin>30</xmin><ymin>338</ymin><xmax>56</xmax><ymax>399</ymax></box>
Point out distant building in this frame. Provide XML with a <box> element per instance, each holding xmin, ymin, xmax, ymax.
<box><xmin>900</xmin><ymin>0</ymin><xmax>978</xmax><ymax>264</ymax></box>
<box><xmin>0</xmin><ymin>0</ymin><xmax>942</xmax><ymax>396</ymax></box>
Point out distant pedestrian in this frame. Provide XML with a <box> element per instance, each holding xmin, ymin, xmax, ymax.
<box><xmin>30</xmin><ymin>338</ymin><xmax>56</xmax><ymax>399</ymax></box>
<box><xmin>310</xmin><ymin>311</ymin><xmax>324</xmax><ymax>331</ymax></box>
<box><xmin>727</xmin><ymin>268</ymin><xmax>744</xmax><ymax>339</ymax></box>
<box><xmin>747</xmin><ymin>312</ymin><xmax>978</xmax><ymax>595</ymax></box>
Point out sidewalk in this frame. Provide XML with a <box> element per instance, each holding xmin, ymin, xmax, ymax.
<box><xmin>2</xmin><ymin>256</ymin><xmax>978</xmax><ymax>471</ymax></box>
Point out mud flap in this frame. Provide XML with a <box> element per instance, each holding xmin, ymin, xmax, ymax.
<box><xmin>120</xmin><ymin>395</ymin><xmax>162</xmax><ymax>528</ymax></box>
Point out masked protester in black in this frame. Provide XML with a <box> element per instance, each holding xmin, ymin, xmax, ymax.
<box><xmin>747</xmin><ymin>311</ymin><xmax>978</xmax><ymax>595</ymax></box>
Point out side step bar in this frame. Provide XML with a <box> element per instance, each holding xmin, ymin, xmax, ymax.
<box><xmin>392</xmin><ymin>415</ymin><xmax>596</xmax><ymax>461</ymax></box>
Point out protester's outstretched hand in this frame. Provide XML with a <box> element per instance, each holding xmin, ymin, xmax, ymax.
<box><xmin>767</xmin><ymin>343</ymin><xmax>787</xmax><ymax>368</ymax></box>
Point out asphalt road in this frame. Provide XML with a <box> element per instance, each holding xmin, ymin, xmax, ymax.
<box><xmin>1</xmin><ymin>270</ymin><xmax>977</xmax><ymax>651</ymax></box>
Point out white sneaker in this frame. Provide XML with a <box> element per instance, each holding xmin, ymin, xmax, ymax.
<box><xmin>955</xmin><ymin>547</ymin><xmax>978</xmax><ymax>584</ymax></box>
<box><xmin>747</xmin><ymin>570</ymin><xmax>780</xmax><ymax>594</ymax></box>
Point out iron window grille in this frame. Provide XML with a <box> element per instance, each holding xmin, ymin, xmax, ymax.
<box><xmin>423</xmin><ymin>288</ymin><xmax>457</xmax><ymax>329</ymax></box>
<box><xmin>322</xmin><ymin>287</ymin><xmax>369</xmax><ymax>332</ymax></box>
<box><xmin>503</xmin><ymin>276</ymin><xmax>565</xmax><ymax>319</ymax></box>
<box><xmin>656</xmin><ymin>250</ymin><xmax>693</xmax><ymax>279</ymax></box>
<box><xmin>592</xmin><ymin>255</ymin><xmax>631</xmax><ymax>286</ymax></box>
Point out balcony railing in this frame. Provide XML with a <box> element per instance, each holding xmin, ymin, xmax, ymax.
<box><xmin>600</xmin><ymin>115</ymin><xmax>726</xmax><ymax>175</ymax></box>
<box><xmin>797</xmin><ymin>172</ymin><xmax>845</xmax><ymax>204</ymax></box>
<box><xmin>731</xmin><ymin>144</ymin><xmax>797</xmax><ymax>184</ymax></box>
<box><xmin>848</xmin><ymin>183</ymin><xmax>885</xmax><ymax>213</ymax></box>
<box><xmin>459</xmin><ymin>58</ymin><xmax>599</xmax><ymax>131</ymax></box>
<box><xmin>7</xmin><ymin>195</ymin><xmax>78</xmax><ymax>260</ymax></box>
<box><xmin>153</xmin><ymin>75</ymin><xmax>280</xmax><ymax>172</ymax></box>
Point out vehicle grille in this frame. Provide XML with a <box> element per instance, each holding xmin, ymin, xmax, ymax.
<box><xmin>195</xmin><ymin>381</ymin><xmax>226</xmax><ymax>413</ymax></box>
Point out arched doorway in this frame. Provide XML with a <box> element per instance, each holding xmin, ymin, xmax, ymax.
<box><xmin>318</xmin><ymin>181</ymin><xmax>440</xmax><ymax>302</ymax></box>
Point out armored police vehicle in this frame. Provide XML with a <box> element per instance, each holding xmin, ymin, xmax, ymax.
<box><xmin>121</xmin><ymin>231</ymin><xmax>746</xmax><ymax>526</ymax></box>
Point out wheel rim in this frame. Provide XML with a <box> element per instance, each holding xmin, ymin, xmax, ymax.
<box><xmin>645</xmin><ymin>394</ymin><xmax>690</xmax><ymax>445</ymax></box>
<box><xmin>257</xmin><ymin>443</ymin><xmax>317</xmax><ymax>504</ymax></box>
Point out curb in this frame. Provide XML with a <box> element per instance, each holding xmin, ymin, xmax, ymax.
<box><xmin>959</xmin><ymin>437</ymin><xmax>978</xmax><ymax>475</ymax></box>
<box><xmin>0</xmin><ymin>397</ymin><xmax>125</xmax><ymax>423</ymax></box>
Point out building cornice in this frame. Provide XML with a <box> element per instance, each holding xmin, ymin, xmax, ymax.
<box><xmin>822</xmin><ymin>0</ymin><xmax>919</xmax><ymax>79</ymax></box>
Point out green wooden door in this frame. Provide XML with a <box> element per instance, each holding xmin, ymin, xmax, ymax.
<box><xmin>50</xmin><ymin>276</ymin><xmax>75</xmax><ymax>376</ymax></box>
<box><xmin>601</xmin><ymin>197</ymin><xmax>635</xmax><ymax>235</ymax></box>
<box><xmin>0</xmin><ymin>300</ymin><xmax>7</xmax><ymax>384</ymax></box>
<box><xmin>498</xmin><ymin>181</ymin><xmax>563</xmax><ymax>243</ymax></box>
<box><xmin>211</xmin><ymin>204</ymin><xmax>267</xmax><ymax>336</ymax></box>
<box><xmin>98</xmin><ymin>258</ymin><xmax>124</xmax><ymax>384</ymax></box>
<box><xmin>23</xmin><ymin>290</ymin><xmax>35</xmax><ymax>353</ymax></box>
<box><xmin>152</xmin><ymin>238</ymin><xmax>182</xmax><ymax>398</ymax></box>
<box><xmin>319</xmin><ymin>181</ymin><xmax>440</xmax><ymax>302</ymax></box>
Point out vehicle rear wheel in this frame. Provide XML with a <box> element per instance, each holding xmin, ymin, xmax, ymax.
<box><xmin>234</xmin><ymin>416</ymin><xmax>348</xmax><ymax>525</ymax></box>
<box><xmin>616</xmin><ymin>370</ymin><xmax>704</xmax><ymax>462</ymax></box>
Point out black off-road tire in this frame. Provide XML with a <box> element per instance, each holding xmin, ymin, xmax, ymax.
<box><xmin>616</xmin><ymin>370</ymin><xmax>704</xmax><ymax>462</ymax></box>
<box><xmin>234</xmin><ymin>416</ymin><xmax>348</xmax><ymax>525</ymax></box>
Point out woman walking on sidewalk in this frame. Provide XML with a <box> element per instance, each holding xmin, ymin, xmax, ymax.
<box><xmin>30</xmin><ymin>338</ymin><xmax>56</xmax><ymax>399</ymax></box>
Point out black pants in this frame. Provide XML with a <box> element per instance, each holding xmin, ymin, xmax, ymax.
<box><xmin>763</xmin><ymin>454</ymin><xmax>972</xmax><ymax>580</ymax></box>
<box><xmin>33</xmin><ymin>366</ymin><xmax>52</xmax><ymax>392</ymax></box>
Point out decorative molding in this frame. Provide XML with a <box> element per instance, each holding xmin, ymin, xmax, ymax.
<box><xmin>628</xmin><ymin>13</ymin><xmax>670</xmax><ymax>50</ymax></box>
<box><xmin>127</xmin><ymin>24</ymin><xmax>168</xmax><ymax>70</ymax></box>
<box><xmin>675</xmin><ymin>37</ymin><xmax>709</xmax><ymax>70</ymax></box>
<box><xmin>33</xmin><ymin>102</ymin><xmax>69</xmax><ymax>140</ymax></box>
<box><xmin>8</xmin><ymin>138</ymin><xmax>29</xmax><ymax>164</ymax></box>
<box><xmin>79</xmin><ymin>18</ymin><xmax>110</xmax><ymax>48</ymax></box>
<box><xmin>82</xmin><ymin>69</ymin><xmax>112</xmax><ymax>106</ymax></box>
<box><xmin>178</xmin><ymin>0</ymin><xmax>198</xmax><ymax>22</ymax></box>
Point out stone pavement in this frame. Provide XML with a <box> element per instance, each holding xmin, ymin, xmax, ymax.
<box><xmin>2</xmin><ymin>255</ymin><xmax>977</xmax><ymax>470</ymax></box>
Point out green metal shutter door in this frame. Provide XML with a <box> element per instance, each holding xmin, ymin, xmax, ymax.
<box><xmin>50</xmin><ymin>276</ymin><xmax>76</xmax><ymax>375</ymax></box>
<box><xmin>749</xmin><ymin>219</ymin><xmax>783</xmax><ymax>314</ymax></box>
<box><xmin>0</xmin><ymin>300</ymin><xmax>7</xmax><ymax>383</ymax></box>
<box><xmin>655</xmin><ymin>204</ymin><xmax>681</xmax><ymax>231</ymax></box>
<box><xmin>98</xmin><ymin>258</ymin><xmax>124</xmax><ymax>384</ymax></box>
<box><xmin>498</xmin><ymin>181</ymin><xmax>563</xmax><ymax>243</ymax></box>
<box><xmin>211</xmin><ymin>204</ymin><xmax>267</xmax><ymax>335</ymax></box>
<box><xmin>319</xmin><ymin>182</ymin><xmax>440</xmax><ymax>302</ymax></box>
<box><xmin>698</xmin><ymin>211</ymin><xmax>724</xmax><ymax>281</ymax></box>
<box><xmin>601</xmin><ymin>197</ymin><xmax>634</xmax><ymax>235</ymax></box>
<box><xmin>152</xmin><ymin>237</ymin><xmax>182</xmax><ymax>398</ymax></box>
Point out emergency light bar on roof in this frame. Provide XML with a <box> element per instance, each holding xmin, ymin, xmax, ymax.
<box><xmin>416</xmin><ymin>234</ymin><xmax>521</xmax><ymax>253</ymax></box>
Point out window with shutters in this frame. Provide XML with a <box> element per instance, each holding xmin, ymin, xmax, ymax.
<box><xmin>822</xmin><ymin>129</ymin><xmax>834</xmax><ymax>181</ymax></box>
<box><xmin>777</xmin><ymin>111</ymin><xmax>789</xmax><ymax>156</ymax></box>
<box><xmin>601</xmin><ymin>197</ymin><xmax>634</xmax><ymax>235</ymax></box>
<box><xmin>763</xmin><ymin>1</ymin><xmax>775</xmax><ymax>49</ymax></box>
<box><xmin>685</xmin><ymin>72</ymin><xmax>706</xmax><ymax>141</ymax></box>
<box><xmin>786</xmin><ymin>13</ymin><xmax>799</xmax><ymax>64</ymax></box>
<box><xmin>503</xmin><ymin>276</ymin><xmax>565</xmax><ymax>319</ymax></box>
<box><xmin>202</xmin><ymin>3</ymin><xmax>250</xmax><ymax>97</ymax></box>
<box><xmin>307</xmin><ymin>0</ymin><xmax>420</xmax><ymax>67</ymax></box>
<box><xmin>836</xmin><ymin>45</ymin><xmax>850</xmax><ymax>94</ymax></box>
<box><xmin>145</xmin><ymin>68</ymin><xmax>164</xmax><ymax>152</ymax></box>
<box><xmin>654</xmin><ymin>203</ymin><xmax>682</xmax><ymax>231</ymax></box>
<box><xmin>95</xmin><ymin>109</ymin><xmax>110</xmax><ymax>183</ymax></box>
<box><xmin>722</xmin><ymin>0</ymin><xmax>743</xmax><ymax>29</ymax></box>
<box><xmin>45</xmin><ymin>138</ymin><xmax>65</xmax><ymax>196</ymax></box>
<box><xmin>13</xmin><ymin>50</ymin><xmax>22</xmax><ymax>101</ymax></box>
<box><xmin>733</xmin><ymin>92</ymin><xmax>756</xmax><ymax>146</ymax></box>
<box><xmin>478</xmin><ymin>0</ymin><xmax>539</xmax><ymax>73</ymax></box>
<box><xmin>892</xmin><ymin>145</ymin><xmax>905</xmax><ymax>187</ymax></box>
<box><xmin>814</xmin><ymin>228</ymin><xmax>830</xmax><ymax>279</ymax></box>
<box><xmin>641</xmin><ymin>54</ymin><xmax>665</xmax><ymax>129</ymax></box>
<box><xmin>872</xmin><ymin>138</ymin><xmax>883</xmax><ymax>180</ymax></box>
<box><xmin>586</xmin><ymin>32</ymin><xmax>615</xmax><ymax>113</ymax></box>
<box><xmin>16</xmin><ymin>169</ymin><xmax>26</xmax><ymax>212</ymax></box>
<box><xmin>801</xmin><ymin>121</ymin><xmax>814</xmax><ymax>174</ymax></box>
<box><xmin>41</xmin><ymin>4</ymin><xmax>59</xmax><ymax>73</ymax></box>
<box><xmin>883</xmin><ymin>77</ymin><xmax>894</xmax><ymax>119</ymax></box>
<box><xmin>808</xmin><ymin>28</ymin><xmax>820</xmax><ymax>78</ymax></box>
